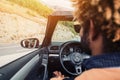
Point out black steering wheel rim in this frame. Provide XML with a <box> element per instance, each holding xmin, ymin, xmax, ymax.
<box><xmin>59</xmin><ymin>41</ymin><xmax>90</xmax><ymax>75</ymax></box>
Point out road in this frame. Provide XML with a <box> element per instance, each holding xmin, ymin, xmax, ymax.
<box><xmin>0</xmin><ymin>43</ymin><xmax>36</xmax><ymax>67</ymax></box>
<box><xmin>0</xmin><ymin>43</ymin><xmax>36</xmax><ymax>56</ymax></box>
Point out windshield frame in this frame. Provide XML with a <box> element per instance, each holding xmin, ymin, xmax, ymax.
<box><xmin>41</xmin><ymin>11</ymin><xmax>73</xmax><ymax>48</ymax></box>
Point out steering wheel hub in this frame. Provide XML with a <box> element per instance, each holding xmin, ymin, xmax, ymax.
<box><xmin>71</xmin><ymin>52</ymin><xmax>82</xmax><ymax>64</ymax></box>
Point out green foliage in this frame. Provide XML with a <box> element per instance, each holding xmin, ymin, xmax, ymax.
<box><xmin>61</xmin><ymin>21</ymin><xmax>73</xmax><ymax>28</ymax></box>
<box><xmin>8</xmin><ymin>0</ymin><xmax>53</xmax><ymax>17</ymax></box>
<box><xmin>60</xmin><ymin>21</ymin><xmax>77</xmax><ymax>35</ymax></box>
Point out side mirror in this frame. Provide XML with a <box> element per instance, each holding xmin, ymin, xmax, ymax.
<box><xmin>20</xmin><ymin>38</ymin><xmax>39</xmax><ymax>48</ymax></box>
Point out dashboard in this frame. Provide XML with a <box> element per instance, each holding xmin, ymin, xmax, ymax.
<box><xmin>47</xmin><ymin>41</ymin><xmax>91</xmax><ymax>76</ymax></box>
<box><xmin>48</xmin><ymin>42</ymin><xmax>90</xmax><ymax>56</ymax></box>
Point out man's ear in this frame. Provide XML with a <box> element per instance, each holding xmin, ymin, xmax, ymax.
<box><xmin>89</xmin><ymin>19</ymin><xmax>100</xmax><ymax>41</ymax></box>
<box><xmin>89</xmin><ymin>20</ymin><xmax>95</xmax><ymax>41</ymax></box>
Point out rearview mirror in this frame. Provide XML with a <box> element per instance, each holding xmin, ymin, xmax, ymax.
<box><xmin>74</xmin><ymin>21</ymin><xmax>81</xmax><ymax>33</ymax></box>
<box><xmin>20</xmin><ymin>38</ymin><xmax>39</xmax><ymax>48</ymax></box>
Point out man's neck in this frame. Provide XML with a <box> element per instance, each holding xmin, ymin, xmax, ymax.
<box><xmin>91</xmin><ymin>35</ymin><xmax>103</xmax><ymax>56</ymax></box>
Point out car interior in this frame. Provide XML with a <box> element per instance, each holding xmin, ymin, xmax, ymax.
<box><xmin>0</xmin><ymin>11</ymin><xmax>91</xmax><ymax>80</ymax></box>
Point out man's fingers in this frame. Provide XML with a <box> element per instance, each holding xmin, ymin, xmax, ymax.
<box><xmin>58</xmin><ymin>71</ymin><xmax>62</xmax><ymax>76</ymax></box>
<box><xmin>51</xmin><ymin>71</ymin><xmax>65</xmax><ymax>80</ymax></box>
<box><xmin>53</xmin><ymin>71</ymin><xmax>60</xmax><ymax>77</ymax></box>
<box><xmin>61</xmin><ymin>74</ymin><xmax>64</xmax><ymax>78</ymax></box>
<box><xmin>53</xmin><ymin>71</ymin><xmax>63</xmax><ymax>77</ymax></box>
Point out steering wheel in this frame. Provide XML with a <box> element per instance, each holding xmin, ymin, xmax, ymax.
<box><xmin>59</xmin><ymin>41</ymin><xmax>90</xmax><ymax>75</ymax></box>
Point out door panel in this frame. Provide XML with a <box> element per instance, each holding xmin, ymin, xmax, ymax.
<box><xmin>0</xmin><ymin>49</ymin><xmax>42</xmax><ymax>80</ymax></box>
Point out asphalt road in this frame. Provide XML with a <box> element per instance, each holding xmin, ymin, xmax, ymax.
<box><xmin>0</xmin><ymin>43</ymin><xmax>37</xmax><ymax>67</ymax></box>
<box><xmin>0</xmin><ymin>43</ymin><xmax>36</xmax><ymax>56</ymax></box>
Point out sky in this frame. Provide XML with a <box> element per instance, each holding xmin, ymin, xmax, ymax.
<box><xmin>41</xmin><ymin>0</ymin><xmax>73</xmax><ymax>10</ymax></box>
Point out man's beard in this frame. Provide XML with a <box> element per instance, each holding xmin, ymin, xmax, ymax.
<box><xmin>81</xmin><ymin>34</ymin><xmax>91</xmax><ymax>54</ymax></box>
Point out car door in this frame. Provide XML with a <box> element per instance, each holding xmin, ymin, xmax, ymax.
<box><xmin>0</xmin><ymin>48</ymin><xmax>49</xmax><ymax>80</ymax></box>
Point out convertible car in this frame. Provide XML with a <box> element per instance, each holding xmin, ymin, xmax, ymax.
<box><xmin>0</xmin><ymin>11</ymin><xmax>91</xmax><ymax>80</ymax></box>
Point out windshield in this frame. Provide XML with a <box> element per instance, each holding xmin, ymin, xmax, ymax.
<box><xmin>52</xmin><ymin>21</ymin><xmax>80</xmax><ymax>42</ymax></box>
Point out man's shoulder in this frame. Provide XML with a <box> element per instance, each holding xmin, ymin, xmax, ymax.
<box><xmin>84</xmin><ymin>68</ymin><xmax>120</xmax><ymax>74</ymax></box>
<box><xmin>75</xmin><ymin>68</ymin><xmax>120</xmax><ymax>80</ymax></box>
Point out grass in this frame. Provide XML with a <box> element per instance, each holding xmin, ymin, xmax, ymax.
<box><xmin>60</xmin><ymin>21</ymin><xmax>77</xmax><ymax>35</ymax></box>
<box><xmin>8</xmin><ymin>0</ymin><xmax>53</xmax><ymax>17</ymax></box>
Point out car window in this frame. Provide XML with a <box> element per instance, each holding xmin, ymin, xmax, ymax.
<box><xmin>0</xmin><ymin>0</ymin><xmax>47</xmax><ymax>67</ymax></box>
<box><xmin>0</xmin><ymin>14</ymin><xmax>46</xmax><ymax>67</ymax></box>
<box><xmin>52</xmin><ymin>21</ymin><xmax>80</xmax><ymax>42</ymax></box>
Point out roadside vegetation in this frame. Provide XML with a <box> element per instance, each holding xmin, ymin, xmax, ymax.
<box><xmin>60</xmin><ymin>21</ymin><xmax>77</xmax><ymax>35</ymax></box>
<box><xmin>7</xmin><ymin>0</ymin><xmax>74</xmax><ymax>32</ymax></box>
<box><xmin>7</xmin><ymin>0</ymin><xmax>75</xmax><ymax>34</ymax></box>
<box><xmin>8</xmin><ymin>0</ymin><xmax>53</xmax><ymax>17</ymax></box>
<box><xmin>0</xmin><ymin>0</ymin><xmax>77</xmax><ymax>43</ymax></box>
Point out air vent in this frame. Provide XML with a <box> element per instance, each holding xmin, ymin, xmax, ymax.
<box><xmin>50</xmin><ymin>46</ymin><xmax>59</xmax><ymax>50</ymax></box>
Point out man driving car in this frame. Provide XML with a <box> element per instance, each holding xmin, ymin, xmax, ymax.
<box><xmin>51</xmin><ymin>0</ymin><xmax>120</xmax><ymax>80</ymax></box>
